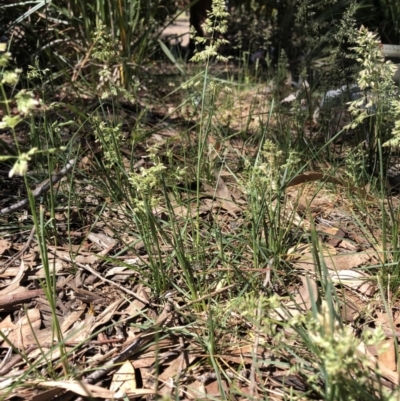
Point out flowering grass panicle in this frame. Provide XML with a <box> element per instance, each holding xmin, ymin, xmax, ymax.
<box><xmin>346</xmin><ymin>26</ymin><xmax>398</xmax><ymax>132</ymax></box>
<box><xmin>190</xmin><ymin>0</ymin><xmax>230</xmax><ymax>63</ymax></box>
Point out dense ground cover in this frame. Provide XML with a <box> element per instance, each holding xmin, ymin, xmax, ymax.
<box><xmin>0</xmin><ymin>1</ymin><xmax>400</xmax><ymax>400</ymax></box>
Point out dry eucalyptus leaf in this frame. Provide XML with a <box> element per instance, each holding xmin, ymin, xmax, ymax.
<box><xmin>357</xmin><ymin>341</ymin><xmax>399</xmax><ymax>385</ymax></box>
<box><xmin>0</xmin><ymin>309</ymin><xmax>42</xmax><ymax>347</ymax></box>
<box><xmin>330</xmin><ymin>269</ymin><xmax>376</xmax><ymax>296</ymax></box>
<box><xmin>87</xmin><ymin>232</ymin><xmax>117</xmax><ymax>249</ymax></box>
<box><xmin>110</xmin><ymin>361</ymin><xmax>137</xmax><ymax>394</ymax></box>
<box><xmin>296</xmin><ymin>251</ymin><xmax>371</xmax><ymax>272</ymax></box>
<box><xmin>35</xmin><ymin>259</ymin><xmax>65</xmax><ymax>278</ymax></box>
<box><xmin>74</xmin><ymin>253</ymin><xmax>98</xmax><ymax>265</ymax></box>
<box><xmin>287</xmin><ymin>275</ymin><xmax>318</xmax><ymax>311</ymax></box>
<box><xmin>338</xmin><ymin>239</ymin><xmax>360</xmax><ymax>252</ymax></box>
<box><xmin>34</xmin><ymin>380</ymin><xmax>124</xmax><ymax>399</ymax></box>
<box><xmin>377</xmin><ymin>339</ymin><xmax>397</xmax><ymax>372</ymax></box>
<box><xmin>214</xmin><ymin>174</ymin><xmax>241</xmax><ymax>215</ymax></box>
<box><xmin>0</xmin><ymin>239</ymin><xmax>12</xmax><ymax>255</ymax></box>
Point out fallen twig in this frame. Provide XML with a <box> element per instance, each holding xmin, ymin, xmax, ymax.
<box><xmin>0</xmin><ymin>289</ymin><xmax>44</xmax><ymax>309</ymax></box>
<box><xmin>0</xmin><ymin>159</ymin><xmax>76</xmax><ymax>215</ymax></box>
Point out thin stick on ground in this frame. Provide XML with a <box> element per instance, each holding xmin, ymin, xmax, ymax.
<box><xmin>0</xmin><ymin>159</ymin><xmax>76</xmax><ymax>215</ymax></box>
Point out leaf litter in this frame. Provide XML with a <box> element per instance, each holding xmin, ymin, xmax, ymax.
<box><xmin>0</xmin><ymin>80</ymin><xmax>400</xmax><ymax>400</ymax></box>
